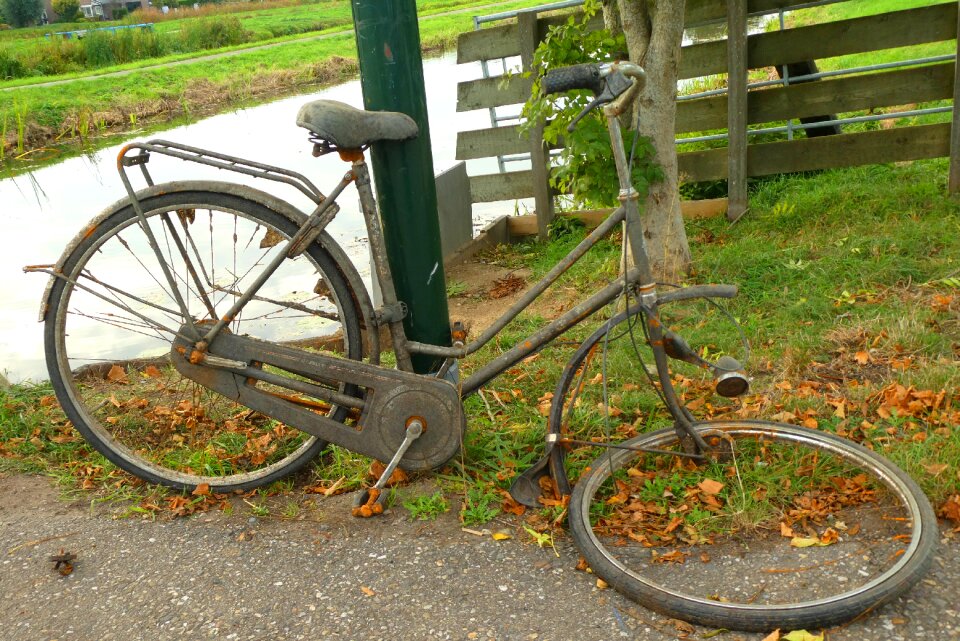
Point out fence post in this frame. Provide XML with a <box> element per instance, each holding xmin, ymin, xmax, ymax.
<box><xmin>950</xmin><ymin>0</ymin><xmax>960</xmax><ymax>194</ymax></box>
<box><xmin>518</xmin><ymin>10</ymin><xmax>554</xmax><ymax>240</ymax></box>
<box><xmin>726</xmin><ymin>0</ymin><xmax>749</xmax><ymax>221</ymax></box>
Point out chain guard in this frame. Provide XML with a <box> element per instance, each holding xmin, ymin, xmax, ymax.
<box><xmin>172</xmin><ymin>329</ymin><xmax>464</xmax><ymax>470</ymax></box>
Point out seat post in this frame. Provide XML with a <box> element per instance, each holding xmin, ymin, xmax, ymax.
<box><xmin>350</xmin><ymin>154</ymin><xmax>415</xmax><ymax>372</ymax></box>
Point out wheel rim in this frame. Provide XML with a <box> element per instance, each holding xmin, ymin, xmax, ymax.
<box><xmin>575</xmin><ymin>421</ymin><xmax>929</xmax><ymax>614</ymax></box>
<box><xmin>50</xmin><ymin>197</ymin><xmax>359</xmax><ymax>489</ymax></box>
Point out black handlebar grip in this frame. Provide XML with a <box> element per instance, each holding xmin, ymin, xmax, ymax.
<box><xmin>541</xmin><ymin>64</ymin><xmax>605</xmax><ymax>95</ymax></box>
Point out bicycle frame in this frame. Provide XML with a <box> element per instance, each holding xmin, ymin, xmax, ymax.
<box><xmin>106</xmin><ymin>72</ymin><xmax>713</xmax><ymax>450</ymax></box>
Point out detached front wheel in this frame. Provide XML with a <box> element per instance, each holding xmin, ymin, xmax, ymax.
<box><xmin>568</xmin><ymin>420</ymin><xmax>937</xmax><ymax>632</ymax></box>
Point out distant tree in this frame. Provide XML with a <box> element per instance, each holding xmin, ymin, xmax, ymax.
<box><xmin>0</xmin><ymin>0</ymin><xmax>42</xmax><ymax>27</ymax></box>
<box><xmin>52</xmin><ymin>0</ymin><xmax>79</xmax><ymax>22</ymax></box>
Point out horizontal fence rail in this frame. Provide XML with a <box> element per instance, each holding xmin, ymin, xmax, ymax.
<box><xmin>455</xmin><ymin>0</ymin><xmax>960</xmax><ymax>210</ymax></box>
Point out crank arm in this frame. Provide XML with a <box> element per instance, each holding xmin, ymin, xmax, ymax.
<box><xmin>352</xmin><ymin>420</ymin><xmax>424</xmax><ymax>518</ymax></box>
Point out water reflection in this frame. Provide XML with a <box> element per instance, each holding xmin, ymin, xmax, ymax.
<box><xmin>1</xmin><ymin>53</ymin><xmax>500</xmax><ymax>382</ymax></box>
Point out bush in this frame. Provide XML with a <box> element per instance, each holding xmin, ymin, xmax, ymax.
<box><xmin>180</xmin><ymin>17</ymin><xmax>251</xmax><ymax>51</ymax></box>
<box><xmin>82</xmin><ymin>31</ymin><xmax>116</xmax><ymax>67</ymax></box>
<box><xmin>52</xmin><ymin>0</ymin><xmax>79</xmax><ymax>22</ymax></box>
<box><xmin>20</xmin><ymin>36</ymin><xmax>84</xmax><ymax>75</ymax></box>
<box><xmin>112</xmin><ymin>7</ymin><xmax>127</xmax><ymax>19</ymax></box>
<box><xmin>0</xmin><ymin>0</ymin><xmax>42</xmax><ymax>27</ymax></box>
<box><xmin>0</xmin><ymin>49</ymin><xmax>25</xmax><ymax>79</ymax></box>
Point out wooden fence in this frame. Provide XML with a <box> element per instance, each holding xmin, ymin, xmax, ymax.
<box><xmin>455</xmin><ymin>0</ymin><xmax>960</xmax><ymax>235</ymax></box>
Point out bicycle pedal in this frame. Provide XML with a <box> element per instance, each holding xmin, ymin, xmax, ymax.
<box><xmin>351</xmin><ymin>488</ymin><xmax>386</xmax><ymax>518</ymax></box>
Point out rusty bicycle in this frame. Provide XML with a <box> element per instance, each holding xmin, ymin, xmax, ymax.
<box><xmin>27</xmin><ymin>61</ymin><xmax>936</xmax><ymax>631</ymax></box>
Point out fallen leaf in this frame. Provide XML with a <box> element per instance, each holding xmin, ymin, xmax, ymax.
<box><xmin>923</xmin><ymin>462</ymin><xmax>949</xmax><ymax>477</ymax></box>
<box><xmin>596</xmin><ymin>578</ymin><xmax>608</xmax><ymax>589</ymax></box>
<box><xmin>143</xmin><ymin>365</ymin><xmax>162</xmax><ymax>378</ymax></box>
<box><xmin>819</xmin><ymin>527</ymin><xmax>839</xmax><ymax>545</ymax></box>
<box><xmin>492</xmin><ymin>531</ymin><xmax>512</xmax><ymax>541</ymax></box>
<box><xmin>698</xmin><ymin>479</ymin><xmax>725</xmax><ymax>495</ymax></box>
<box><xmin>780</xmin><ymin>522</ymin><xmax>794</xmax><ymax>538</ymax></box>
<box><xmin>651</xmin><ymin>549</ymin><xmax>689</xmax><ymax>564</ymax></box>
<box><xmin>939</xmin><ymin>495</ymin><xmax>960</xmax><ymax>524</ymax></box>
<box><xmin>360</xmin><ymin>586</ymin><xmax>376</xmax><ymax>597</ymax></box>
<box><xmin>790</xmin><ymin>537</ymin><xmax>821</xmax><ymax>548</ymax></box>
<box><xmin>192</xmin><ymin>483</ymin><xmax>211</xmax><ymax>496</ymax></box>
<box><xmin>854</xmin><ymin>351</ymin><xmax>870</xmax><ymax>365</ymax></box>
<box><xmin>782</xmin><ymin>631</ymin><xmax>823</xmax><ymax>641</ymax></box>
<box><xmin>106</xmin><ymin>365</ymin><xmax>129</xmax><ymax>384</ymax></box>
<box><xmin>762</xmin><ymin>631</ymin><xmax>780</xmax><ymax>641</ymax></box>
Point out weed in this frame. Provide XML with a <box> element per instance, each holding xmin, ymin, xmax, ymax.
<box><xmin>13</xmin><ymin>99</ymin><xmax>26</xmax><ymax>153</ymax></box>
<box><xmin>246</xmin><ymin>499</ymin><xmax>270</xmax><ymax>517</ymax></box>
<box><xmin>446</xmin><ymin>280</ymin><xmax>467</xmax><ymax>297</ymax></box>
<box><xmin>281</xmin><ymin>500</ymin><xmax>300</xmax><ymax>519</ymax></box>
<box><xmin>460</xmin><ymin>484</ymin><xmax>500</xmax><ymax>526</ymax></box>
<box><xmin>403</xmin><ymin>491</ymin><xmax>449</xmax><ymax>520</ymax></box>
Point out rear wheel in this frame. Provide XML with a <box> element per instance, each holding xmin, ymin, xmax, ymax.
<box><xmin>45</xmin><ymin>189</ymin><xmax>363</xmax><ymax>492</ymax></box>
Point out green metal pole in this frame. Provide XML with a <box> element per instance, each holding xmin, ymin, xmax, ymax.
<box><xmin>350</xmin><ymin>0</ymin><xmax>451</xmax><ymax>374</ymax></box>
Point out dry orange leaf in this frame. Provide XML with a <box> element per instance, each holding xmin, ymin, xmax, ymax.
<box><xmin>143</xmin><ymin>365</ymin><xmax>162</xmax><ymax>378</ymax></box>
<box><xmin>939</xmin><ymin>495</ymin><xmax>960</xmax><ymax>524</ymax></box>
<box><xmin>819</xmin><ymin>527</ymin><xmax>839</xmax><ymax>545</ymax></box>
<box><xmin>360</xmin><ymin>586</ymin><xmax>375</xmax><ymax>597</ymax></box>
<box><xmin>106</xmin><ymin>365</ymin><xmax>129</xmax><ymax>384</ymax></box>
<box><xmin>923</xmin><ymin>462</ymin><xmax>949</xmax><ymax>477</ymax></box>
<box><xmin>761</xmin><ymin>631</ymin><xmax>780</xmax><ymax>641</ymax></box>
<box><xmin>192</xmin><ymin>483</ymin><xmax>211</xmax><ymax>496</ymax></box>
<box><xmin>854</xmin><ymin>351</ymin><xmax>870</xmax><ymax>365</ymax></box>
<box><xmin>698</xmin><ymin>479</ymin><xmax>724</xmax><ymax>495</ymax></box>
<box><xmin>780</xmin><ymin>522</ymin><xmax>795</xmax><ymax>538</ymax></box>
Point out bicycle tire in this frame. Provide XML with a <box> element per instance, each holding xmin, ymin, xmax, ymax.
<box><xmin>568</xmin><ymin>420</ymin><xmax>938</xmax><ymax>632</ymax></box>
<box><xmin>45</xmin><ymin>187</ymin><xmax>364</xmax><ymax>492</ymax></box>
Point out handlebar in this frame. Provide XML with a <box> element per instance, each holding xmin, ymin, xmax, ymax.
<box><xmin>541</xmin><ymin>63</ymin><xmax>606</xmax><ymax>95</ymax></box>
<box><xmin>541</xmin><ymin>61</ymin><xmax>647</xmax><ymax>132</ymax></box>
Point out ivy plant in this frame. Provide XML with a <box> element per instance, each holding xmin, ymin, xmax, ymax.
<box><xmin>521</xmin><ymin>0</ymin><xmax>662</xmax><ymax>210</ymax></box>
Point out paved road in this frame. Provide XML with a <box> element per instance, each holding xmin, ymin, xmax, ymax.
<box><xmin>2</xmin><ymin>473</ymin><xmax>958</xmax><ymax>641</ymax></box>
<box><xmin>1</xmin><ymin>1</ymin><xmax>518</xmax><ymax>92</ymax></box>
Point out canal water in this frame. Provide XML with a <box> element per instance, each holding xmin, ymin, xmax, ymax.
<box><xmin>0</xmin><ymin>53</ymin><xmax>503</xmax><ymax>383</ymax></box>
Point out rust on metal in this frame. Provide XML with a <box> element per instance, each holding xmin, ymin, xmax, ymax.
<box><xmin>116</xmin><ymin>144</ymin><xmax>133</xmax><ymax>170</ymax></box>
<box><xmin>405</xmin><ymin>415</ymin><xmax>427</xmax><ymax>432</ymax></box>
<box><xmin>338</xmin><ymin>149</ymin><xmax>364</xmax><ymax>163</ymax></box>
<box><xmin>351</xmin><ymin>488</ymin><xmax>384</xmax><ymax>518</ymax></box>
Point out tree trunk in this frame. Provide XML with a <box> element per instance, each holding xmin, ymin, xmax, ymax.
<box><xmin>615</xmin><ymin>0</ymin><xmax>691</xmax><ymax>282</ymax></box>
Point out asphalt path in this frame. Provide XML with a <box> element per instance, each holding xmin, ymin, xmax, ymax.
<box><xmin>2</xmin><ymin>473</ymin><xmax>958</xmax><ymax>641</ymax></box>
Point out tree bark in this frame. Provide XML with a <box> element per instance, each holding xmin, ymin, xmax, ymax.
<box><xmin>615</xmin><ymin>0</ymin><xmax>691</xmax><ymax>282</ymax></box>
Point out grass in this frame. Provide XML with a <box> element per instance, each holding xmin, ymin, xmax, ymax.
<box><xmin>2</xmin><ymin>158</ymin><xmax>959</xmax><ymax>530</ymax></box>
<box><xmin>1</xmin><ymin>0</ymin><xmax>958</xmax><ymax>539</ymax></box>
<box><xmin>403</xmin><ymin>490</ymin><xmax>449</xmax><ymax>520</ymax></box>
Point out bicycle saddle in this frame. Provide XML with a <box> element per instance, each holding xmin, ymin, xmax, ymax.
<box><xmin>296</xmin><ymin>100</ymin><xmax>419</xmax><ymax>149</ymax></box>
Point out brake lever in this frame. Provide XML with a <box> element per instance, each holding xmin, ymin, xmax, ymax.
<box><xmin>566</xmin><ymin>71</ymin><xmax>635</xmax><ymax>133</ymax></box>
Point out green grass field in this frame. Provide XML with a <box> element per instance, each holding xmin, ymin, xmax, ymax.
<box><xmin>0</xmin><ymin>0</ymin><xmax>544</xmax><ymax>174</ymax></box>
